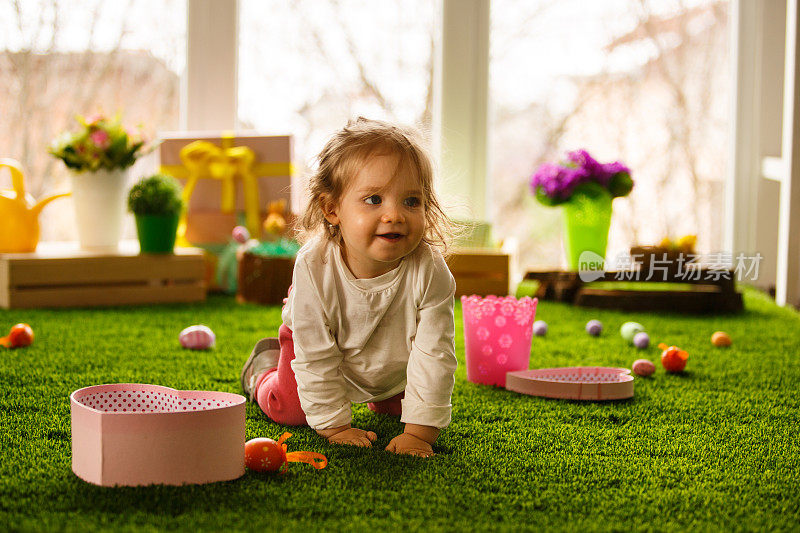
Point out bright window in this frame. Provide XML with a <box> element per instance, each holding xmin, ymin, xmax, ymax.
<box><xmin>0</xmin><ymin>0</ymin><xmax>186</xmax><ymax>241</ymax></box>
<box><xmin>238</xmin><ymin>0</ymin><xmax>436</xmax><ymax>211</ymax></box>
<box><xmin>490</xmin><ymin>0</ymin><xmax>729</xmax><ymax>269</ymax></box>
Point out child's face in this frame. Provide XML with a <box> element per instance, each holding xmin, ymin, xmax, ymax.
<box><xmin>324</xmin><ymin>153</ymin><xmax>426</xmax><ymax>279</ymax></box>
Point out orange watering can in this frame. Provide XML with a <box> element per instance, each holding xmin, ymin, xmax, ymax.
<box><xmin>0</xmin><ymin>158</ymin><xmax>71</xmax><ymax>253</ymax></box>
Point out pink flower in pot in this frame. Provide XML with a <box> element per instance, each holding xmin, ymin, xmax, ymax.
<box><xmin>90</xmin><ymin>129</ymin><xmax>111</xmax><ymax>149</ymax></box>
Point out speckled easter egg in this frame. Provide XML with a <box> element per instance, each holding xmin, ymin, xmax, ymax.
<box><xmin>661</xmin><ymin>345</ymin><xmax>688</xmax><ymax>373</ymax></box>
<box><xmin>633</xmin><ymin>332</ymin><xmax>650</xmax><ymax>349</ymax></box>
<box><xmin>711</xmin><ymin>331</ymin><xmax>732</xmax><ymax>347</ymax></box>
<box><xmin>6</xmin><ymin>323</ymin><xmax>34</xmax><ymax>348</ymax></box>
<box><xmin>586</xmin><ymin>319</ymin><xmax>603</xmax><ymax>336</ymax></box>
<box><xmin>245</xmin><ymin>437</ymin><xmax>286</xmax><ymax>473</ymax></box>
<box><xmin>620</xmin><ymin>321</ymin><xmax>645</xmax><ymax>342</ymax></box>
<box><xmin>533</xmin><ymin>320</ymin><xmax>548</xmax><ymax>336</ymax></box>
<box><xmin>179</xmin><ymin>325</ymin><xmax>216</xmax><ymax>350</ymax></box>
<box><xmin>632</xmin><ymin>359</ymin><xmax>656</xmax><ymax>377</ymax></box>
<box><xmin>232</xmin><ymin>225</ymin><xmax>250</xmax><ymax>244</ymax></box>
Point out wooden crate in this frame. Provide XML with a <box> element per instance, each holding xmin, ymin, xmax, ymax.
<box><xmin>0</xmin><ymin>241</ymin><xmax>206</xmax><ymax>309</ymax></box>
<box><xmin>447</xmin><ymin>248</ymin><xmax>510</xmax><ymax>297</ymax></box>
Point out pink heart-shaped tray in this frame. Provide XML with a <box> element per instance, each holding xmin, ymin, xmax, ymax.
<box><xmin>505</xmin><ymin>367</ymin><xmax>634</xmax><ymax>401</ymax></box>
<box><xmin>70</xmin><ymin>384</ymin><xmax>246</xmax><ymax>487</ymax></box>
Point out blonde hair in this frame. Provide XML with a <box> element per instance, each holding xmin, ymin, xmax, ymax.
<box><xmin>297</xmin><ymin>117</ymin><xmax>453</xmax><ymax>253</ymax></box>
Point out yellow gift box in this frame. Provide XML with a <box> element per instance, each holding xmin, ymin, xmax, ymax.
<box><xmin>158</xmin><ymin>131</ymin><xmax>294</xmax><ymax>245</ymax></box>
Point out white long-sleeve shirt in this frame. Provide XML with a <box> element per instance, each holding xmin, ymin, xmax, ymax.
<box><xmin>282</xmin><ymin>237</ymin><xmax>457</xmax><ymax>430</ymax></box>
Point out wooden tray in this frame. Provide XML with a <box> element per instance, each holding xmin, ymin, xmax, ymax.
<box><xmin>523</xmin><ymin>269</ymin><xmax>743</xmax><ymax>313</ymax></box>
<box><xmin>0</xmin><ymin>241</ymin><xmax>206</xmax><ymax>309</ymax></box>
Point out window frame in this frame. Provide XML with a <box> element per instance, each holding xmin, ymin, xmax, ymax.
<box><xmin>187</xmin><ymin>0</ymin><xmax>800</xmax><ymax>306</ymax></box>
<box><xmin>185</xmin><ymin>0</ymin><xmax>238</xmax><ymax>130</ymax></box>
<box><xmin>727</xmin><ymin>0</ymin><xmax>800</xmax><ymax>306</ymax></box>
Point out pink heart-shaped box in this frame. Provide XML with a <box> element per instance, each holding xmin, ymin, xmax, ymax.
<box><xmin>70</xmin><ymin>383</ymin><xmax>246</xmax><ymax>487</ymax></box>
<box><xmin>505</xmin><ymin>367</ymin><xmax>634</xmax><ymax>401</ymax></box>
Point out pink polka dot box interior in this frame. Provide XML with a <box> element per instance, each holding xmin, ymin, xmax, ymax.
<box><xmin>70</xmin><ymin>383</ymin><xmax>246</xmax><ymax>487</ymax></box>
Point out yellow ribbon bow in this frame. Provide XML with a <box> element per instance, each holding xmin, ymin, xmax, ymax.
<box><xmin>176</xmin><ymin>140</ymin><xmax>262</xmax><ymax>243</ymax></box>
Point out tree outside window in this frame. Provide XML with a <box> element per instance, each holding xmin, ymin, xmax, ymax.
<box><xmin>490</xmin><ymin>0</ymin><xmax>729</xmax><ymax>270</ymax></box>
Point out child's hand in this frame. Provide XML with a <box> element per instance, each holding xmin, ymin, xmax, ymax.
<box><xmin>385</xmin><ymin>432</ymin><xmax>434</xmax><ymax>458</ymax></box>
<box><xmin>317</xmin><ymin>425</ymin><xmax>377</xmax><ymax>447</ymax></box>
<box><xmin>328</xmin><ymin>427</ymin><xmax>377</xmax><ymax>447</ymax></box>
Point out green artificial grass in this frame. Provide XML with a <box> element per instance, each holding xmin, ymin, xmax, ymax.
<box><xmin>1</xmin><ymin>288</ymin><xmax>799</xmax><ymax>532</ymax></box>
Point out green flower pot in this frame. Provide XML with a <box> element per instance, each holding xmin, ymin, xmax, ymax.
<box><xmin>135</xmin><ymin>213</ymin><xmax>180</xmax><ymax>254</ymax></box>
<box><xmin>562</xmin><ymin>184</ymin><xmax>612</xmax><ymax>271</ymax></box>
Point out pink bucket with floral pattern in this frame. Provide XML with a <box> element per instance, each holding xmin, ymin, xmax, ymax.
<box><xmin>461</xmin><ymin>295</ymin><xmax>538</xmax><ymax>387</ymax></box>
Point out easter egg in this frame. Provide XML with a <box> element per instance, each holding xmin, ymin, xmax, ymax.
<box><xmin>179</xmin><ymin>325</ymin><xmax>215</xmax><ymax>350</ymax></box>
<box><xmin>245</xmin><ymin>437</ymin><xmax>287</xmax><ymax>472</ymax></box>
<box><xmin>661</xmin><ymin>345</ymin><xmax>688</xmax><ymax>373</ymax></box>
<box><xmin>620</xmin><ymin>322</ymin><xmax>645</xmax><ymax>342</ymax></box>
<box><xmin>533</xmin><ymin>320</ymin><xmax>548</xmax><ymax>336</ymax></box>
<box><xmin>586</xmin><ymin>319</ymin><xmax>603</xmax><ymax>336</ymax></box>
<box><xmin>632</xmin><ymin>359</ymin><xmax>656</xmax><ymax>377</ymax></box>
<box><xmin>8</xmin><ymin>323</ymin><xmax>34</xmax><ymax>348</ymax></box>
<box><xmin>633</xmin><ymin>332</ymin><xmax>650</xmax><ymax>349</ymax></box>
<box><xmin>232</xmin><ymin>225</ymin><xmax>250</xmax><ymax>244</ymax></box>
<box><xmin>711</xmin><ymin>331</ymin><xmax>731</xmax><ymax>347</ymax></box>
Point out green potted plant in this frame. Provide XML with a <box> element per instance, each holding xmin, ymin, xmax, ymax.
<box><xmin>127</xmin><ymin>174</ymin><xmax>184</xmax><ymax>254</ymax></box>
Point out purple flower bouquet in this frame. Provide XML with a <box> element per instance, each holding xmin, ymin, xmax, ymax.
<box><xmin>530</xmin><ymin>150</ymin><xmax>633</xmax><ymax>207</ymax></box>
<box><xmin>530</xmin><ymin>150</ymin><xmax>633</xmax><ymax>270</ymax></box>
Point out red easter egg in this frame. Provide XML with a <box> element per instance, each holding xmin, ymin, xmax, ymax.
<box><xmin>245</xmin><ymin>437</ymin><xmax>287</xmax><ymax>472</ymax></box>
<box><xmin>8</xmin><ymin>323</ymin><xmax>34</xmax><ymax>348</ymax></box>
<box><xmin>661</xmin><ymin>346</ymin><xmax>688</xmax><ymax>373</ymax></box>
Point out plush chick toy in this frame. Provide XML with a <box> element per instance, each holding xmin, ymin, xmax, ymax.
<box><xmin>263</xmin><ymin>199</ymin><xmax>287</xmax><ymax>238</ymax></box>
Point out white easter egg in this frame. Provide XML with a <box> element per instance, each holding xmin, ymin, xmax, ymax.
<box><xmin>179</xmin><ymin>325</ymin><xmax>216</xmax><ymax>350</ymax></box>
<box><xmin>232</xmin><ymin>225</ymin><xmax>250</xmax><ymax>244</ymax></box>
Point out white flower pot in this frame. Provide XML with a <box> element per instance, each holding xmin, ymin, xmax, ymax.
<box><xmin>70</xmin><ymin>168</ymin><xmax>129</xmax><ymax>252</ymax></box>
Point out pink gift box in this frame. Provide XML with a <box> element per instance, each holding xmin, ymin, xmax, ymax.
<box><xmin>70</xmin><ymin>384</ymin><xmax>246</xmax><ymax>487</ymax></box>
<box><xmin>158</xmin><ymin>131</ymin><xmax>293</xmax><ymax>244</ymax></box>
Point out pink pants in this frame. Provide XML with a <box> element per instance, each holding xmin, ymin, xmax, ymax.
<box><xmin>254</xmin><ymin>324</ymin><xmax>404</xmax><ymax>426</ymax></box>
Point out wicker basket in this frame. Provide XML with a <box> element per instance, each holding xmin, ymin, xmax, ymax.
<box><xmin>237</xmin><ymin>251</ymin><xmax>295</xmax><ymax>305</ymax></box>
